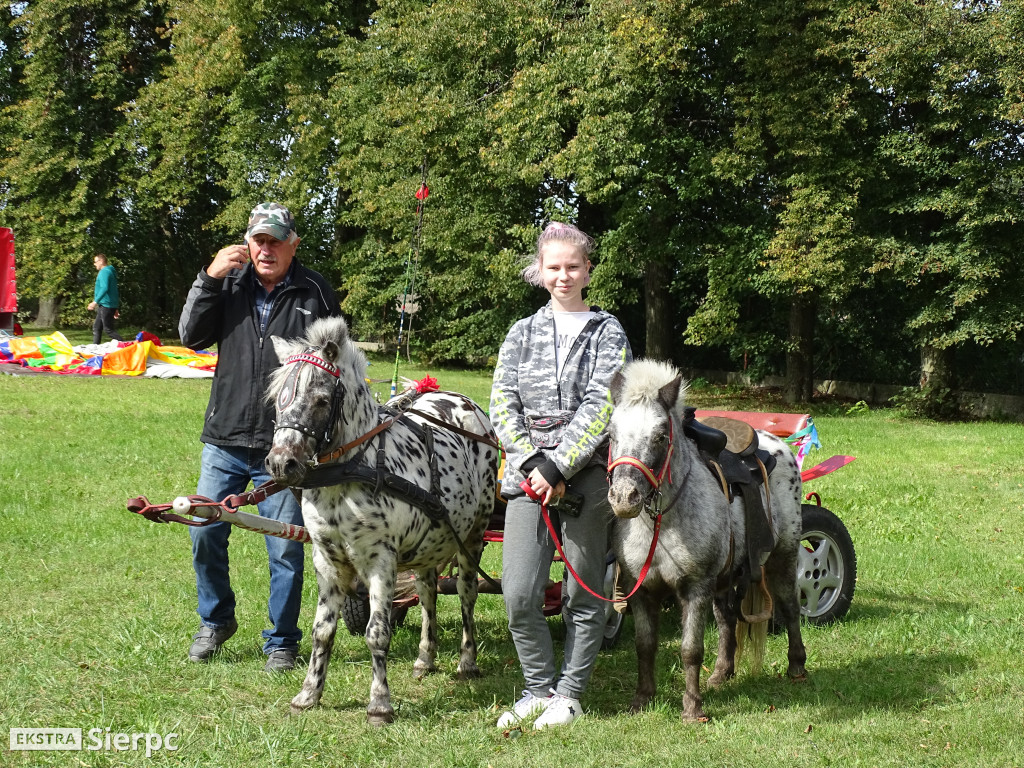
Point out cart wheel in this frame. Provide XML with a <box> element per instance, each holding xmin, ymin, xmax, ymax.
<box><xmin>797</xmin><ymin>504</ymin><xmax>856</xmax><ymax>625</ymax></box>
<box><xmin>341</xmin><ymin>592</ymin><xmax>410</xmax><ymax>636</ymax></box>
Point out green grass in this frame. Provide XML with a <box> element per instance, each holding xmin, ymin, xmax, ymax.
<box><xmin>1</xmin><ymin>366</ymin><xmax>1023</xmax><ymax>767</ymax></box>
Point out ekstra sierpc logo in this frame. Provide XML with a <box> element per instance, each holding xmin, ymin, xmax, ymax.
<box><xmin>10</xmin><ymin>728</ymin><xmax>179</xmax><ymax>757</ymax></box>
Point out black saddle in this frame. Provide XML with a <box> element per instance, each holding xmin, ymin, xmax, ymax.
<box><xmin>682</xmin><ymin>407</ymin><xmax>777</xmax><ymax>581</ymax></box>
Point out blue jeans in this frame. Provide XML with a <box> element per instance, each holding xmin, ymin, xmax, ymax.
<box><xmin>191</xmin><ymin>443</ymin><xmax>305</xmax><ymax>654</ymax></box>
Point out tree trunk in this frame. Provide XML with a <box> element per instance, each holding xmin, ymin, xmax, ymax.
<box><xmin>919</xmin><ymin>343</ymin><xmax>953</xmax><ymax>389</ymax></box>
<box><xmin>36</xmin><ymin>296</ymin><xmax>62</xmax><ymax>327</ymax></box>
<box><xmin>784</xmin><ymin>293</ymin><xmax>816</xmax><ymax>404</ymax></box>
<box><xmin>644</xmin><ymin>260</ymin><xmax>673</xmax><ymax>362</ymax></box>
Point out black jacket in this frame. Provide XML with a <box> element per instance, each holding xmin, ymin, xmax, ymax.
<box><xmin>179</xmin><ymin>260</ymin><xmax>342</xmax><ymax>451</ymax></box>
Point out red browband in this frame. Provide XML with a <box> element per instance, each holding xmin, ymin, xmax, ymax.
<box><xmin>285</xmin><ymin>353</ymin><xmax>340</xmax><ymax>378</ymax></box>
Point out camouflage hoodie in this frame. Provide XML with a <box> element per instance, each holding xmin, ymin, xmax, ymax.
<box><xmin>490</xmin><ymin>302</ymin><xmax>632</xmax><ymax>493</ymax></box>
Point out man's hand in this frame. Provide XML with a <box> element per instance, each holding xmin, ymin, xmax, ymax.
<box><xmin>87</xmin><ymin>301</ymin><xmax>97</xmax><ymax>311</ymax></box>
<box><xmin>207</xmin><ymin>244</ymin><xmax>251</xmax><ymax>279</ymax></box>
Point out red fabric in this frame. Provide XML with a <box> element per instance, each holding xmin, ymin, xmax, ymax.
<box><xmin>0</xmin><ymin>227</ymin><xmax>15</xmax><ymax>314</ymax></box>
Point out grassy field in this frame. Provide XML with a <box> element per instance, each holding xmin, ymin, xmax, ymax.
<box><xmin>1</xmin><ymin>356</ymin><xmax>1022</xmax><ymax>767</ymax></box>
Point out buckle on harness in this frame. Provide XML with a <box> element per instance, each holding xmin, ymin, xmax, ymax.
<box><xmin>645</xmin><ymin>489</ymin><xmax>663</xmax><ymax>518</ymax></box>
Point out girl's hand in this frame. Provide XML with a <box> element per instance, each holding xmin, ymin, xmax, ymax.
<box><xmin>526</xmin><ymin>468</ymin><xmax>565</xmax><ymax>506</ymax></box>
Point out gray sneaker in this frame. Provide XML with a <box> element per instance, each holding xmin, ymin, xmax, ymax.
<box><xmin>188</xmin><ymin>619</ymin><xmax>238</xmax><ymax>662</ymax></box>
<box><xmin>264</xmin><ymin>648</ymin><xmax>298</xmax><ymax>672</ymax></box>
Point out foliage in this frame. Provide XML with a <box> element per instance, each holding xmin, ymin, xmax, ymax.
<box><xmin>2</xmin><ymin>0</ymin><xmax>1024</xmax><ymax>393</ymax></box>
<box><xmin>853</xmin><ymin>0</ymin><xmax>1024</xmax><ymax>352</ymax></box>
<box><xmin>888</xmin><ymin>384</ymin><xmax>970</xmax><ymax>421</ymax></box>
<box><xmin>0</xmin><ymin>0</ymin><xmax>172</xmax><ymax>325</ymax></box>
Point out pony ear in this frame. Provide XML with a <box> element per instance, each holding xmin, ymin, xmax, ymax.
<box><xmin>609</xmin><ymin>370</ymin><xmax>626</xmax><ymax>404</ymax></box>
<box><xmin>658</xmin><ymin>373</ymin><xmax>684</xmax><ymax>412</ymax></box>
<box><xmin>323</xmin><ymin>339</ymin><xmax>339</xmax><ymax>363</ymax></box>
<box><xmin>271</xmin><ymin>335</ymin><xmax>295</xmax><ymax>364</ymax></box>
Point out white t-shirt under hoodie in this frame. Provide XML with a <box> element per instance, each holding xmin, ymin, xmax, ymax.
<box><xmin>553</xmin><ymin>310</ymin><xmax>596</xmax><ymax>378</ymax></box>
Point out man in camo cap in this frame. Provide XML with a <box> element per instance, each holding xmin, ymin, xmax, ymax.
<box><xmin>179</xmin><ymin>202</ymin><xmax>342</xmax><ymax>672</ymax></box>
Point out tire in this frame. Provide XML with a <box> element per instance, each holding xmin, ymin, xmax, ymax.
<box><xmin>796</xmin><ymin>504</ymin><xmax>857</xmax><ymax>625</ymax></box>
<box><xmin>341</xmin><ymin>590</ymin><xmax>411</xmax><ymax>636</ymax></box>
<box><xmin>341</xmin><ymin>592</ymin><xmax>371</xmax><ymax>636</ymax></box>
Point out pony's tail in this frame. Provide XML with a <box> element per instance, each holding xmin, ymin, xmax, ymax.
<box><xmin>735</xmin><ymin>569</ymin><xmax>773</xmax><ymax>674</ymax></box>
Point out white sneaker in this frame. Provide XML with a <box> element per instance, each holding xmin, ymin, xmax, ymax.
<box><xmin>496</xmin><ymin>690</ymin><xmax>552</xmax><ymax>728</ymax></box>
<box><xmin>533</xmin><ymin>690</ymin><xmax>582</xmax><ymax>729</ymax></box>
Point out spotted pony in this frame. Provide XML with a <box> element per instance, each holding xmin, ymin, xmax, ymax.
<box><xmin>265</xmin><ymin>316</ymin><xmax>499</xmax><ymax>725</ymax></box>
<box><xmin>606</xmin><ymin>359</ymin><xmax>807</xmax><ymax>722</ymax></box>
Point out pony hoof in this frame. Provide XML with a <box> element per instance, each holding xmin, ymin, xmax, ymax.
<box><xmin>456</xmin><ymin>666</ymin><xmax>482</xmax><ymax>681</ymax></box>
<box><xmin>682</xmin><ymin>712</ymin><xmax>711</xmax><ymax>724</ymax></box>
<box><xmin>290</xmin><ymin>694</ymin><xmax>319</xmax><ymax>714</ymax></box>
<box><xmin>366</xmin><ymin>709</ymin><xmax>395</xmax><ymax>727</ymax></box>
<box><xmin>788</xmin><ymin>670</ymin><xmax>808</xmax><ymax>682</ymax></box>
<box><xmin>706</xmin><ymin>671</ymin><xmax>733</xmax><ymax>688</ymax></box>
<box><xmin>413</xmin><ymin>665</ymin><xmax>435</xmax><ymax>681</ymax></box>
<box><xmin>628</xmin><ymin>697</ymin><xmax>650</xmax><ymax>714</ymax></box>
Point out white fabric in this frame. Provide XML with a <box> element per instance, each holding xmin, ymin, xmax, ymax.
<box><xmin>552</xmin><ymin>311</ymin><xmax>595</xmax><ymax>378</ymax></box>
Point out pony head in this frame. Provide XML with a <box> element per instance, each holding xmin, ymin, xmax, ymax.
<box><xmin>265</xmin><ymin>316</ymin><xmax>363</xmax><ymax>486</ymax></box>
<box><xmin>607</xmin><ymin>359</ymin><xmax>687</xmax><ymax>518</ymax></box>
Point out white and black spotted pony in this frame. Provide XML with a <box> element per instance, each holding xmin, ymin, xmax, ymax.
<box><xmin>265</xmin><ymin>316</ymin><xmax>499</xmax><ymax>726</ymax></box>
<box><xmin>606</xmin><ymin>359</ymin><xmax>807</xmax><ymax>722</ymax></box>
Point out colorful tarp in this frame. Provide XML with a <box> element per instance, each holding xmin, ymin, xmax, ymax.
<box><xmin>0</xmin><ymin>331</ymin><xmax>217</xmax><ymax>377</ymax></box>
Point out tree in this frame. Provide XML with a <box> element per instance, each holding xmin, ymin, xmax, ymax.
<box><xmin>688</xmin><ymin>0</ymin><xmax>879</xmax><ymax>402</ymax></box>
<box><xmin>0</xmin><ymin>0</ymin><xmax>170</xmax><ymax>326</ymax></box>
<box><xmin>304</xmin><ymin>0</ymin><xmax>551</xmax><ymax>360</ymax></box>
<box><xmin>852</xmin><ymin>0</ymin><xmax>1024</xmax><ymax>395</ymax></box>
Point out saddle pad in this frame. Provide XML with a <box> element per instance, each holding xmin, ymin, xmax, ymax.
<box><xmin>698</xmin><ymin>416</ymin><xmax>757</xmax><ymax>457</ymax></box>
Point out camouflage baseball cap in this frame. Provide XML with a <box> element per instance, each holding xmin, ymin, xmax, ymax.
<box><xmin>246</xmin><ymin>202</ymin><xmax>296</xmax><ymax>241</ymax></box>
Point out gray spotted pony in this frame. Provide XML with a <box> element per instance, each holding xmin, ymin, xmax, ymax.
<box><xmin>606</xmin><ymin>359</ymin><xmax>807</xmax><ymax>722</ymax></box>
<box><xmin>265</xmin><ymin>316</ymin><xmax>499</xmax><ymax>725</ymax></box>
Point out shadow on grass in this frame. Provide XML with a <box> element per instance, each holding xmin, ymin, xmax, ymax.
<box><xmin>842</xmin><ymin>584</ymin><xmax>976</xmax><ymax>624</ymax></box>
<box><xmin>704</xmin><ymin>648</ymin><xmax>976</xmax><ymax>721</ymax></box>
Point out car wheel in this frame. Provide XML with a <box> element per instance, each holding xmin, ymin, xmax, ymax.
<box><xmin>797</xmin><ymin>504</ymin><xmax>857</xmax><ymax>625</ymax></box>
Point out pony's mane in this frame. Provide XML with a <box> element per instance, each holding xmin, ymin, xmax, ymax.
<box><xmin>302</xmin><ymin>315</ymin><xmax>351</xmax><ymax>349</ymax></box>
<box><xmin>617</xmin><ymin>358</ymin><xmax>687</xmax><ymax>412</ymax></box>
<box><xmin>266</xmin><ymin>315</ymin><xmax>363</xmax><ymax>402</ymax></box>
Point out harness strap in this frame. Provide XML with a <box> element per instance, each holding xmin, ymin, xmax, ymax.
<box><xmin>315</xmin><ymin>414</ymin><xmax>400</xmax><ymax>465</ymax></box>
<box><xmin>406</xmin><ymin>407</ymin><xmax>503</xmax><ymax>452</ymax></box>
<box><xmin>225</xmin><ymin>480</ymin><xmax>283</xmax><ymax>510</ymax></box>
<box><xmin>300</xmin><ymin>437</ymin><xmax>503</xmax><ymax>592</ymax></box>
<box><xmin>707</xmin><ymin>459</ymin><xmax>729</xmax><ymax>501</ymax></box>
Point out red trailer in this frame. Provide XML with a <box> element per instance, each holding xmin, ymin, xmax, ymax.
<box><xmin>0</xmin><ymin>227</ymin><xmax>17</xmax><ymax>334</ymax></box>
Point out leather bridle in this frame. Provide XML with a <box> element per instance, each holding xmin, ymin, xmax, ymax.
<box><xmin>273</xmin><ymin>351</ymin><xmax>343</xmax><ymax>455</ymax></box>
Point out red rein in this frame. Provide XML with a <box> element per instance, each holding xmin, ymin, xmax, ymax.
<box><xmin>520</xmin><ymin>481</ymin><xmax>661</xmax><ymax>605</ymax></box>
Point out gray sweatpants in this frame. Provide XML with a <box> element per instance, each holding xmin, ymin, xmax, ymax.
<box><xmin>501</xmin><ymin>465</ymin><xmax>612</xmax><ymax>701</ymax></box>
